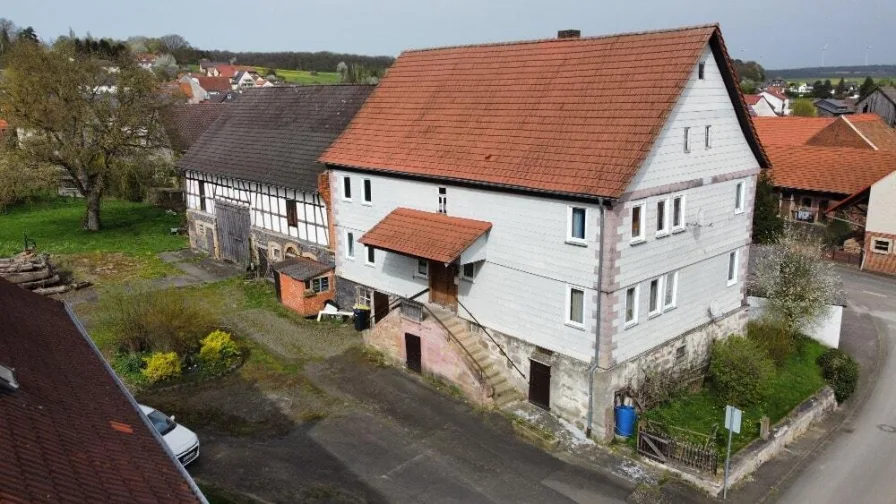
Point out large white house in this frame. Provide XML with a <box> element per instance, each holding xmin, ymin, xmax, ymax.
<box><xmin>320</xmin><ymin>25</ymin><xmax>769</xmax><ymax>440</ymax></box>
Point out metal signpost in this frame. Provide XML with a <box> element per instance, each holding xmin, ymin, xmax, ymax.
<box><xmin>723</xmin><ymin>405</ymin><xmax>742</xmax><ymax>499</ymax></box>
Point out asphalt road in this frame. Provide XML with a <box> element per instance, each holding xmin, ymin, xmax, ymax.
<box><xmin>777</xmin><ymin>268</ymin><xmax>896</xmax><ymax>504</ymax></box>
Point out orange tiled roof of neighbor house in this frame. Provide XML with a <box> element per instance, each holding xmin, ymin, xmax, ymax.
<box><xmin>766</xmin><ymin>145</ymin><xmax>896</xmax><ymax>195</ymax></box>
<box><xmin>359</xmin><ymin>208</ymin><xmax>492</xmax><ymax>263</ymax></box>
<box><xmin>752</xmin><ymin>116</ymin><xmax>836</xmax><ymax>146</ymax></box>
<box><xmin>744</xmin><ymin>94</ymin><xmax>763</xmax><ymax>105</ymax></box>
<box><xmin>320</xmin><ymin>24</ymin><xmax>767</xmax><ymax>199</ymax></box>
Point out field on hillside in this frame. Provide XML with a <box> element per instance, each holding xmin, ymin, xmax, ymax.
<box><xmin>275</xmin><ymin>69</ymin><xmax>342</xmax><ymax>85</ymax></box>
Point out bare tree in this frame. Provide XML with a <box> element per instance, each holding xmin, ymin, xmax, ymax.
<box><xmin>0</xmin><ymin>42</ymin><xmax>175</xmax><ymax>230</ymax></box>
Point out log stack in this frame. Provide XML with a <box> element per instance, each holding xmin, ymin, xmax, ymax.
<box><xmin>0</xmin><ymin>252</ymin><xmax>90</xmax><ymax>295</ymax></box>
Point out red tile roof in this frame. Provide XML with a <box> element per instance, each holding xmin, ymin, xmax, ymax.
<box><xmin>744</xmin><ymin>94</ymin><xmax>763</xmax><ymax>105</ymax></box>
<box><xmin>321</xmin><ymin>24</ymin><xmax>767</xmax><ymax>199</ymax></box>
<box><xmin>762</xmin><ymin>89</ymin><xmax>787</xmax><ymax>101</ymax></box>
<box><xmin>753</xmin><ymin>116</ymin><xmax>835</xmax><ymax>146</ymax></box>
<box><xmin>852</xmin><ymin>116</ymin><xmax>896</xmax><ymax>152</ymax></box>
<box><xmin>178</xmin><ymin>82</ymin><xmax>194</xmax><ymax>99</ymax></box>
<box><xmin>195</xmin><ymin>76</ymin><xmax>232</xmax><ymax>93</ymax></box>
<box><xmin>359</xmin><ymin>208</ymin><xmax>492</xmax><ymax>263</ymax></box>
<box><xmin>0</xmin><ymin>279</ymin><xmax>203</xmax><ymax>503</ymax></box>
<box><xmin>767</xmin><ymin>145</ymin><xmax>896</xmax><ymax>195</ymax></box>
<box><xmin>214</xmin><ymin>65</ymin><xmax>255</xmax><ymax>79</ymax></box>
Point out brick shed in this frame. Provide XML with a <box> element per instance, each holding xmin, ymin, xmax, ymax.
<box><xmin>272</xmin><ymin>257</ymin><xmax>336</xmax><ymax>317</ymax></box>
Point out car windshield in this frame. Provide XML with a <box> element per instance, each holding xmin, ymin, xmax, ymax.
<box><xmin>147</xmin><ymin>410</ymin><xmax>176</xmax><ymax>436</ymax></box>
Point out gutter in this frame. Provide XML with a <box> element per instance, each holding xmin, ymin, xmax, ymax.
<box><xmin>585</xmin><ymin>199</ymin><xmax>609</xmax><ymax>439</ymax></box>
<box><xmin>65</xmin><ymin>303</ymin><xmax>209</xmax><ymax>504</ymax></box>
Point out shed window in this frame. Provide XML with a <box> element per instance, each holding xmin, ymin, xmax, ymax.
<box><xmin>305</xmin><ymin>276</ymin><xmax>330</xmax><ymax>294</ymax></box>
<box><xmin>286</xmin><ymin>199</ymin><xmax>298</xmax><ymax>227</ymax></box>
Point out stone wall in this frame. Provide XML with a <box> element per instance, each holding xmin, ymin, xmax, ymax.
<box><xmin>186</xmin><ymin>209</ymin><xmax>218</xmax><ymax>256</ymax></box>
<box><xmin>250</xmin><ymin>227</ymin><xmax>335</xmax><ymax>267</ymax></box>
<box><xmin>591</xmin><ymin>306</ymin><xmax>748</xmax><ymax>441</ymax></box>
<box><xmin>365</xmin><ymin>310</ymin><xmax>490</xmax><ymax>404</ymax></box>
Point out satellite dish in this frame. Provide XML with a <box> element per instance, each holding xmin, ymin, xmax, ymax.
<box><xmin>709</xmin><ymin>300</ymin><xmax>723</xmax><ymax>320</ymax></box>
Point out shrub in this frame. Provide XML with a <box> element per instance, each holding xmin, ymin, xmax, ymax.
<box><xmin>709</xmin><ymin>336</ymin><xmax>775</xmax><ymax>407</ymax></box>
<box><xmin>199</xmin><ymin>330</ymin><xmax>241</xmax><ymax>374</ymax></box>
<box><xmin>747</xmin><ymin>319</ymin><xmax>793</xmax><ymax>366</ymax></box>
<box><xmin>817</xmin><ymin>348</ymin><xmax>859</xmax><ymax>403</ymax></box>
<box><xmin>97</xmin><ymin>287</ymin><xmax>217</xmax><ymax>355</ymax></box>
<box><xmin>142</xmin><ymin>352</ymin><xmax>182</xmax><ymax>383</ymax></box>
<box><xmin>110</xmin><ymin>351</ymin><xmax>149</xmax><ymax>387</ymax></box>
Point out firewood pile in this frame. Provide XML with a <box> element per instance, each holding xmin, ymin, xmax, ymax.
<box><xmin>0</xmin><ymin>252</ymin><xmax>91</xmax><ymax>295</ymax></box>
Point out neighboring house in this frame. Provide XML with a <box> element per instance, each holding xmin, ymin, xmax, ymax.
<box><xmin>207</xmin><ymin>64</ymin><xmax>255</xmax><ymax>79</ymax></box>
<box><xmin>194</xmin><ymin>76</ymin><xmax>233</xmax><ymax>101</ymax></box>
<box><xmin>136</xmin><ymin>53</ymin><xmax>158</xmax><ymax>70</ymax></box>
<box><xmin>0</xmin><ymin>279</ymin><xmax>206</xmax><ymax>503</ymax></box>
<box><xmin>199</xmin><ymin>59</ymin><xmax>228</xmax><ymax>74</ymax></box>
<box><xmin>319</xmin><ymin>25</ymin><xmax>769</xmax><ymax>439</ymax></box>
<box><xmin>856</xmin><ymin>86</ymin><xmax>896</xmax><ymax>127</ymax></box>
<box><xmin>164</xmin><ymin>103</ymin><xmax>229</xmax><ymax>153</ymax></box>
<box><xmin>813</xmin><ymin>98</ymin><xmax>856</xmax><ymax>117</ymax></box>
<box><xmin>233</xmin><ymin>70</ymin><xmax>259</xmax><ymax>89</ymax></box>
<box><xmin>744</xmin><ymin>94</ymin><xmax>778</xmax><ymax>116</ymax></box>
<box><xmin>760</xmin><ymin>89</ymin><xmax>790</xmax><ymax>115</ymax></box>
<box><xmin>827</xmin><ymin>171</ymin><xmax>896</xmax><ymax>275</ymax></box>
<box><xmin>177</xmin><ymin>75</ymin><xmax>208</xmax><ymax>104</ymax></box>
<box><xmin>178</xmin><ymin>85</ymin><xmax>374</xmax><ymax>294</ymax></box>
<box><xmin>754</xmin><ymin>114</ymin><xmax>896</xmax><ymax>224</ymax></box>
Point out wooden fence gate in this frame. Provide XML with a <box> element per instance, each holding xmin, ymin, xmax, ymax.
<box><xmin>215</xmin><ymin>201</ymin><xmax>251</xmax><ymax>264</ymax></box>
<box><xmin>637</xmin><ymin>423</ymin><xmax>718</xmax><ymax>475</ymax></box>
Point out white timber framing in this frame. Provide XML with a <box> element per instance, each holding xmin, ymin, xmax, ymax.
<box><xmin>184</xmin><ymin>170</ymin><xmax>329</xmax><ymax>247</ymax></box>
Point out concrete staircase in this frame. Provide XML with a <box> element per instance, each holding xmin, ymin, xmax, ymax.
<box><xmin>428</xmin><ymin>305</ymin><xmax>523</xmax><ymax>408</ymax></box>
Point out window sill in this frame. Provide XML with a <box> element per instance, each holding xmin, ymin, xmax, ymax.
<box><xmin>362</xmin><ymin>201</ymin><xmax>372</xmax><ymax>207</ymax></box>
<box><xmin>365</xmin><ymin>262</ymin><xmax>376</xmax><ymax>268</ymax></box>
<box><xmin>565</xmin><ymin>321</ymin><xmax>586</xmax><ymax>331</ymax></box>
<box><xmin>655</xmin><ymin>232</ymin><xmax>670</xmax><ymax>239</ymax></box>
<box><xmin>648</xmin><ymin>311</ymin><xmax>662</xmax><ymax>319</ymax></box>
<box><xmin>461</xmin><ymin>277</ymin><xmax>474</xmax><ymax>283</ymax></box>
<box><xmin>345</xmin><ymin>256</ymin><xmax>355</xmax><ymax>261</ymax></box>
<box><xmin>414</xmin><ymin>274</ymin><xmax>428</xmax><ymax>280</ymax></box>
<box><xmin>671</xmin><ymin>227</ymin><xmax>687</xmax><ymax>235</ymax></box>
<box><xmin>871</xmin><ymin>250</ymin><xmax>891</xmax><ymax>255</ymax></box>
<box><xmin>663</xmin><ymin>305</ymin><xmax>677</xmax><ymax>313</ymax></box>
<box><xmin>734</xmin><ymin>209</ymin><xmax>745</xmax><ymax>215</ymax></box>
<box><xmin>565</xmin><ymin>239</ymin><xmax>588</xmax><ymax>247</ymax></box>
<box><xmin>727</xmin><ymin>280</ymin><xmax>738</xmax><ymax>287</ymax></box>
<box><xmin>624</xmin><ymin>321</ymin><xmax>639</xmax><ymax>330</ymax></box>
<box><xmin>630</xmin><ymin>238</ymin><xmax>646</xmax><ymax>246</ymax></box>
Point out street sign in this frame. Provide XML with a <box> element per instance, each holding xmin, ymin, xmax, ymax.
<box><xmin>725</xmin><ymin>405</ymin><xmax>742</xmax><ymax>434</ymax></box>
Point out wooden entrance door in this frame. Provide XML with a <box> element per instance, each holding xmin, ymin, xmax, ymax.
<box><xmin>405</xmin><ymin>333</ymin><xmax>422</xmax><ymax>373</ymax></box>
<box><xmin>215</xmin><ymin>201</ymin><xmax>251</xmax><ymax>264</ymax></box>
<box><xmin>373</xmin><ymin>291</ymin><xmax>390</xmax><ymax>324</ymax></box>
<box><xmin>429</xmin><ymin>262</ymin><xmax>458</xmax><ymax>310</ymax></box>
<box><xmin>528</xmin><ymin>360</ymin><xmax>551</xmax><ymax>410</ymax></box>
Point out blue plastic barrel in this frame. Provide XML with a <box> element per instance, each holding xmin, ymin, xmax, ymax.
<box><xmin>614</xmin><ymin>405</ymin><xmax>637</xmax><ymax>437</ymax></box>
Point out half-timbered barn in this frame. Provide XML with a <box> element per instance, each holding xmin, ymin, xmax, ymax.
<box><xmin>178</xmin><ymin>85</ymin><xmax>375</xmax><ymax>291</ymax></box>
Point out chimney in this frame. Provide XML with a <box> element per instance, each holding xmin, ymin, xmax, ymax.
<box><xmin>558</xmin><ymin>29</ymin><xmax>581</xmax><ymax>39</ymax></box>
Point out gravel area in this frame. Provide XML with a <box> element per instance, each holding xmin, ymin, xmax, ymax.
<box><xmin>224</xmin><ymin>308</ymin><xmax>360</xmax><ymax>360</ymax></box>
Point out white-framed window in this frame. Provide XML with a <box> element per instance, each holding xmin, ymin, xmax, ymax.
<box><xmin>684</xmin><ymin>127</ymin><xmax>691</xmax><ymax>153</ymax></box>
<box><xmin>872</xmin><ymin>238</ymin><xmax>893</xmax><ymax>254</ymax></box>
<box><xmin>672</xmin><ymin>195</ymin><xmax>686</xmax><ymax>232</ymax></box>
<box><xmin>438</xmin><ymin>187</ymin><xmax>447</xmax><ymax>214</ymax></box>
<box><xmin>462</xmin><ymin>262</ymin><xmax>478</xmax><ymax>281</ymax></box>
<box><xmin>365</xmin><ymin>245</ymin><xmax>375</xmax><ymax>266</ymax></box>
<box><xmin>698</xmin><ymin>61</ymin><xmax>706</xmax><ymax>80</ymax></box>
<box><xmin>630</xmin><ymin>201</ymin><xmax>646</xmax><ymax>243</ymax></box>
<box><xmin>305</xmin><ymin>275</ymin><xmax>330</xmax><ymax>293</ymax></box>
<box><xmin>566</xmin><ymin>286</ymin><xmax>585</xmax><ymax>328</ymax></box>
<box><xmin>656</xmin><ymin>199</ymin><xmax>669</xmax><ymax>237</ymax></box>
<box><xmin>624</xmin><ymin>286</ymin><xmax>639</xmax><ymax>327</ymax></box>
<box><xmin>663</xmin><ymin>271</ymin><xmax>678</xmax><ymax>310</ymax></box>
<box><xmin>705</xmin><ymin>125</ymin><xmax>712</xmax><ymax>149</ymax></box>
<box><xmin>363</xmin><ymin>178</ymin><xmax>372</xmax><ymax>204</ymax></box>
<box><xmin>727</xmin><ymin>249</ymin><xmax>739</xmax><ymax>286</ymax></box>
<box><xmin>734</xmin><ymin>181</ymin><xmax>745</xmax><ymax>214</ymax></box>
<box><xmin>648</xmin><ymin>277</ymin><xmax>662</xmax><ymax>317</ymax></box>
<box><xmin>567</xmin><ymin>206</ymin><xmax>587</xmax><ymax>244</ymax></box>
<box><xmin>345</xmin><ymin>231</ymin><xmax>355</xmax><ymax>259</ymax></box>
<box><xmin>416</xmin><ymin>258</ymin><xmax>429</xmax><ymax>277</ymax></box>
<box><xmin>357</xmin><ymin>286</ymin><xmax>372</xmax><ymax>308</ymax></box>
<box><xmin>342</xmin><ymin>176</ymin><xmax>352</xmax><ymax>201</ymax></box>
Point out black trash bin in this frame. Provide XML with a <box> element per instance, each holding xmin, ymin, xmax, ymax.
<box><xmin>353</xmin><ymin>306</ymin><xmax>371</xmax><ymax>331</ymax></box>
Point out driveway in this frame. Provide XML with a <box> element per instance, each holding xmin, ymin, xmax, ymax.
<box><xmin>775</xmin><ymin>267</ymin><xmax>896</xmax><ymax>503</ymax></box>
<box><xmin>169</xmin><ymin>349</ymin><xmax>636</xmax><ymax>503</ymax></box>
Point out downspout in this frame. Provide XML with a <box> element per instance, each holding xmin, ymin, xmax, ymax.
<box><xmin>585</xmin><ymin>199</ymin><xmax>607</xmax><ymax>439</ymax></box>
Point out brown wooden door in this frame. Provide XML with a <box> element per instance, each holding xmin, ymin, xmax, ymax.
<box><xmin>429</xmin><ymin>262</ymin><xmax>458</xmax><ymax>310</ymax></box>
<box><xmin>405</xmin><ymin>333</ymin><xmax>422</xmax><ymax>373</ymax></box>
<box><xmin>528</xmin><ymin>360</ymin><xmax>551</xmax><ymax>410</ymax></box>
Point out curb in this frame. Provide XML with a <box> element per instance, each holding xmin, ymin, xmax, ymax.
<box><xmin>755</xmin><ymin>312</ymin><xmax>887</xmax><ymax>503</ymax></box>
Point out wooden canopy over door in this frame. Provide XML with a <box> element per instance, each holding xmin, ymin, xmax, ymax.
<box><xmin>429</xmin><ymin>261</ymin><xmax>458</xmax><ymax>311</ymax></box>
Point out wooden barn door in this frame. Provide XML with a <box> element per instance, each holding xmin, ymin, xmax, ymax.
<box><xmin>215</xmin><ymin>201</ymin><xmax>251</xmax><ymax>264</ymax></box>
<box><xmin>429</xmin><ymin>262</ymin><xmax>458</xmax><ymax>311</ymax></box>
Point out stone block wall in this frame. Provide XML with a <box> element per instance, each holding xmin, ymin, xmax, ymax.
<box><xmin>863</xmin><ymin>231</ymin><xmax>896</xmax><ymax>275</ymax></box>
<box><xmin>186</xmin><ymin>210</ymin><xmax>218</xmax><ymax>257</ymax></box>
<box><xmin>250</xmin><ymin>227</ymin><xmax>335</xmax><ymax>267</ymax></box>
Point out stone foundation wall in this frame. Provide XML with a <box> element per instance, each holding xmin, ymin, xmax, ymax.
<box><xmin>250</xmin><ymin>227</ymin><xmax>335</xmax><ymax>267</ymax></box>
<box><xmin>591</xmin><ymin>306</ymin><xmax>748</xmax><ymax>441</ymax></box>
<box><xmin>186</xmin><ymin>210</ymin><xmax>218</xmax><ymax>257</ymax></box>
<box><xmin>365</xmin><ymin>310</ymin><xmax>490</xmax><ymax>404</ymax></box>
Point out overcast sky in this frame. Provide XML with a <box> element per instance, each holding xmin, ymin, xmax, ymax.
<box><xmin>4</xmin><ymin>0</ymin><xmax>893</xmax><ymax>69</ymax></box>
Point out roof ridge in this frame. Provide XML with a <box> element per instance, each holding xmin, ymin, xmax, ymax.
<box><xmin>401</xmin><ymin>23</ymin><xmax>720</xmax><ymax>54</ymax></box>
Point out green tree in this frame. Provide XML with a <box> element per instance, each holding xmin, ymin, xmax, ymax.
<box><xmin>813</xmin><ymin>79</ymin><xmax>833</xmax><ymax>99</ymax></box>
<box><xmin>791</xmin><ymin>98</ymin><xmax>817</xmax><ymax>117</ymax></box>
<box><xmin>834</xmin><ymin>78</ymin><xmax>848</xmax><ymax>99</ymax></box>
<box><xmin>752</xmin><ymin>170</ymin><xmax>785</xmax><ymax>244</ymax></box>
<box><xmin>858</xmin><ymin>76</ymin><xmax>875</xmax><ymax>99</ymax></box>
<box><xmin>0</xmin><ymin>42</ymin><xmax>175</xmax><ymax>230</ymax></box>
<box><xmin>16</xmin><ymin>26</ymin><xmax>37</xmax><ymax>44</ymax></box>
<box><xmin>740</xmin><ymin>79</ymin><xmax>758</xmax><ymax>94</ymax></box>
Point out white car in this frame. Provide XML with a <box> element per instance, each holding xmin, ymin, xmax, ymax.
<box><xmin>140</xmin><ymin>404</ymin><xmax>200</xmax><ymax>466</ymax></box>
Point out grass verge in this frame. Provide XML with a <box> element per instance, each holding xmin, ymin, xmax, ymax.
<box><xmin>275</xmin><ymin>69</ymin><xmax>341</xmax><ymax>85</ymax></box>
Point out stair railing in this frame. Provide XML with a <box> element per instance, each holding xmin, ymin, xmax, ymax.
<box><xmin>456</xmin><ymin>299</ymin><xmax>526</xmax><ymax>380</ymax></box>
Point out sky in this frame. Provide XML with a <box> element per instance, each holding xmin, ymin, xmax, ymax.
<box><xmin>3</xmin><ymin>0</ymin><xmax>894</xmax><ymax>69</ymax></box>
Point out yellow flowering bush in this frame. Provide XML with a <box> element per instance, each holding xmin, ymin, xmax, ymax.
<box><xmin>142</xmin><ymin>352</ymin><xmax>181</xmax><ymax>383</ymax></box>
<box><xmin>199</xmin><ymin>330</ymin><xmax>241</xmax><ymax>374</ymax></box>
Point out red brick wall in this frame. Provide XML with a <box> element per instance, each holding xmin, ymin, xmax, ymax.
<box><xmin>863</xmin><ymin>231</ymin><xmax>896</xmax><ymax>275</ymax></box>
<box><xmin>278</xmin><ymin>271</ymin><xmax>336</xmax><ymax>316</ymax></box>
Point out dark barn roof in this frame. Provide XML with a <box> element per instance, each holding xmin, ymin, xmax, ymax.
<box><xmin>272</xmin><ymin>256</ymin><xmax>333</xmax><ymax>281</ymax></box>
<box><xmin>165</xmin><ymin>103</ymin><xmax>229</xmax><ymax>152</ymax></box>
<box><xmin>0</xmin><ymin>279</ymin><xmax>204</xmax><ymax>503</ymax></box>
<box><xmin>178</xmin><ymin>85</ymin><xmax>375</xmax><ymax>192</ymax></box>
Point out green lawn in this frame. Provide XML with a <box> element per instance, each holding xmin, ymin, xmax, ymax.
<box><xmin>275</xmin><ymin>69</ymin><xmax>342</xmax><ymax>85</ymax></box>
<box><xmin>0</xmin><ymin>197</ymin><xmax>187</xmax><ymax>280</ymax></box>
<box><xmin>641</xmin><ymin>338</ymin><xmax>828</xmax><ymax>456</ymax></box>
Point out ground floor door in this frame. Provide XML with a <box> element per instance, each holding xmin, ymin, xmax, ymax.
<box><xmin>528</xmin><ymin>360</ymin><xmax>551</xmax><ymax>410</ymax></box>
<box><xmin>373</xmin><ymin>291</ymin><xmax>390</xmax><ymax>324</ymax></box>
<box><xmin>429</xmin><ymin>262</ymin><xmax>458</xmax><ymax>310</ymax></box>
<box><xmin>405</xmin><ymin>334</ymin><xmax>422</xmax><ymax>373</ymax></box>
<box><xmin>215</xmin><ymin>201</ymin><xmax>251</xmax><ymax>264</ymax></box>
